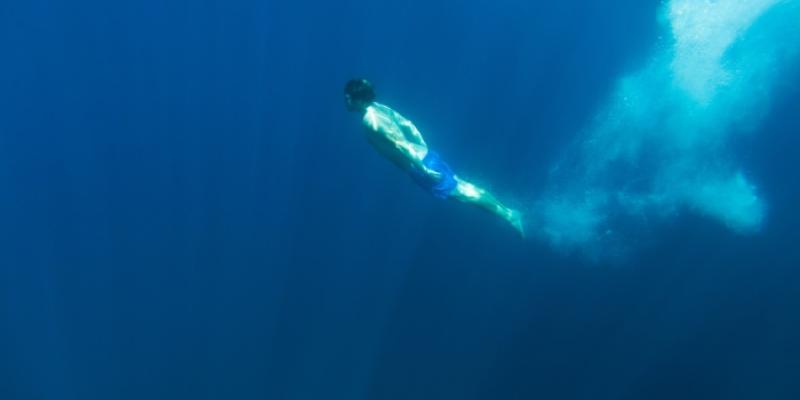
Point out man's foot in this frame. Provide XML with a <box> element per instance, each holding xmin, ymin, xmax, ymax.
<box><xmin>509</xmin><ymin>209</ymin><xmax>525</xmax><ymax>238</ymax></box>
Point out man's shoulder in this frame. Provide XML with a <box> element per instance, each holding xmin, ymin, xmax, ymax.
<box><xmin>368</xmin><ymin>102</ymin><xmax>397</xmax><ymax>116</ymax></box>
<box><xmin>361</xmin><ymin>104</ymin><xmax>379</xmax><ymax>131</ymax></box>
<box><xmin>372</xmin><ymin>102</ymin><xmax>411</xmax><ymax>123</ymax></box>
<box><xmin>362</xmin><ymin>102</ymin><xmax>395</xmax><ymax>129</ymax></box>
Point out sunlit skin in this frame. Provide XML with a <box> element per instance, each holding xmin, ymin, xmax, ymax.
<box><xmin>345</xmin><ymin>88</ymin><xmax>524</xmax><ymax>236</ymax></box>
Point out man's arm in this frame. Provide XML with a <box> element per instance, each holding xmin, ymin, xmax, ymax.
<box><xmin>364</xmin><ymin>104</ymin><xmax>440</xmax><ymax>178</ymax></box>
<box><xmin>365</xmin><ymin>105</ymin><xmax>427</xmax><ymax>160</ymax></box>
<box><xmin>388</xmin><ymin>110</ymin><xmax>447</xmax><ymax>179</ymax></box>
<box><xmin>394</xmin><ymin>112</ymin><xmax>427</xmax><ymax>147</ymax></box>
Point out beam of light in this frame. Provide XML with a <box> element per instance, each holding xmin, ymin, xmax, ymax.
<box><xmin>535</xmin><ymin>0</ymin><xmax>800</xmax><ymax>254</ymax></box>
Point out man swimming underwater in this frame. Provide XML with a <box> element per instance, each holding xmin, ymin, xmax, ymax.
<box><xmin>344</xmin><ymin>79</ymin><xmax>524</xmax><ymax>236</ymax></box>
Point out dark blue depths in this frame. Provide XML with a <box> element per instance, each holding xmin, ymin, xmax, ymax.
<box><xmin>0</xmin><ymin>0</ymin><xmax>799</xmax><ymax>399</ymax></box>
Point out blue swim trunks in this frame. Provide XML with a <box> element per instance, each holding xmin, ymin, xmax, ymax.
<box><xmin>410</xmin><ymin>150</ymin><xmax>458</xmax><ymax>199</ymax></box>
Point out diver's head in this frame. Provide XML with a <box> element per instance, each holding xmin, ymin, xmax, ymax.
<box><xmin>344</xmin><ymin>78</ymin><xmax>375</xmax><ymax>112</ymax></box>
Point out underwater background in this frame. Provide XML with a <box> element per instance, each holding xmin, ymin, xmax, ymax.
<box><xmin>1</xmin><ymin>0</ymin><xmax>799</xmax><ymax>399</ymax></box>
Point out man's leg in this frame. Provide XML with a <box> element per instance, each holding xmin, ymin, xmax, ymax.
<box><xmin>450</xmin><ymin>176</ymin><xmax>524</xmax><ymax>236</ymax></box>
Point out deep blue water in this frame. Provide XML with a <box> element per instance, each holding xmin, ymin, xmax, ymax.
<box><xmin>1</xmin><ymin>0</ymin><xmax>799</xmax><ymax>399</ymax></box>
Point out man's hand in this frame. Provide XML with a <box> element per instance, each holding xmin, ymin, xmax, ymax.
<box><xmin>425</xmin><ymin>168</ymin><xmax>443</xmax><ymax>181</ymax></box>
<box><xmin>394</xmin><ymin>141</ymin><xmax>440</xmax><ymax>180</ymax></box>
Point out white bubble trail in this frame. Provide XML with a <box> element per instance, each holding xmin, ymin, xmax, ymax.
<box><xmin>535</xmin><ymin>0</ymin><xmax>800</xmax><ymax>253</ymax></box>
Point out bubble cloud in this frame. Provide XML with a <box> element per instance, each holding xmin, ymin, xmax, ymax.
<box><xmin>535</xmin><ymin>0</ymin><xmax>800</xmax><ymax>252</ymax></box>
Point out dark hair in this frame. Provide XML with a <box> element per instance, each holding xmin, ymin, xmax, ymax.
<box><xmin>344</xmin><ymin>79</ymin><xmax>376</xmax><ymax>103</ymax></box>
